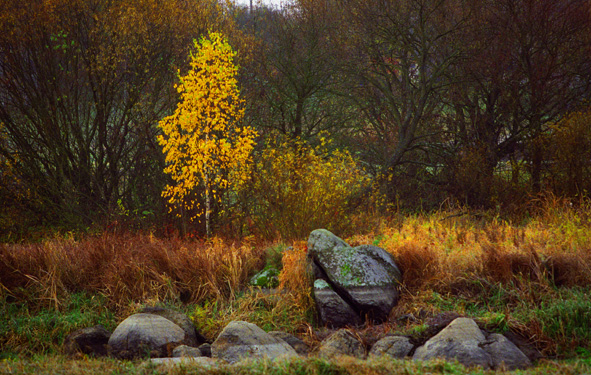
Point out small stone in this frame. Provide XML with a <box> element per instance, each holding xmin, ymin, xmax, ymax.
<box><xmin>198</xmin><ymin>343</ymin><xmax>212</xmax><ymax>357</ymax></box>
<box><xmin>172</xmin><ymin>345</ymin><xmax>202</xmax><ymax>357</ymax></box>
<box><xmin>369</xmin><ymin>336</ymin><xmax>413</xmax><ymax>358</ymax></box>
<box><xmin>413</xmin><ymin>318</ymin><xmax>492</xmax><ymax>369</ymax></box>
<box><xmin>482</xmin><ymin>333</ymin><xmax>532</xmax><ymax>370</ymax></box>
<box><xmin>250</xmin><ymin>267</ymin><xmax>280</xmax><ymax>288</ymax></box>
<box><xmin>318</xmin><ymin>329</ymin><xmax>366</xmax><ymax>359</ymax></box>
<box><xmin>148</xmin><ymin>357</ymin><xmax>223</xmax><ymax>368</ymax></box>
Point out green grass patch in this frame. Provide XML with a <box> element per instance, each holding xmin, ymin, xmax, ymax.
<box><xmin>1</xmin><ymin>355</ymin><xmax>591</xmax><ymax>375</ymax></box>
<box><xmin>518</xmin><ymin>287</ymin><xmax>591</xmax><ymax>356</ymax></box>
<box><xmin>191</xmin><ymin>288</ymin><xmax>314</xmax><ymax>341</ymax></box>
<box><xmin>0</xmin><ymin>293</ymin><xmax>116</xmax><ymax>357</ymax></box>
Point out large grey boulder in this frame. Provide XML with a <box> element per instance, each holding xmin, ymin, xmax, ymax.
<box><xmin>318</xmin><ymin>329</ymin><xmax>366</xmax><ymax>359</ymax></box>
<box><xmin>413</xmin><ymin>318</ymin><xmax>532</xmax><ymax>370</ymax></box>
<box><xmin>64</xmin><ymin>325</ymin><xmax>111</xmax><ymax>357</ymax></box>
<box><xmin>139</xmin><ymin>306</ymin><xmax>206</xmax><ymax>347</ymax></box>
<box><xmin>413</xmin><ymin>318</ymin><xmax>492</xmax><ymax>368</ymax></box>
<box><xmin>211</xmin><ymin>321</ymin><xmax>298</xmax><ymax>364</ymax></box>
<box><xmin>307</xmin><ymin>229</ymin><xmax>402</xmax><ymax>326</ymax></box>
<box><xmin>108</xmin><ymin>313</ymin><xmax>185</xmax><ymax>359</ymax></box>
<box><xmin>369</xmin><ymin>336</ymin><xmax>413</xmax><ymax>359</ymax></box>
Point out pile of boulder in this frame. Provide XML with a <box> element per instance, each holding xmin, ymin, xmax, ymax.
<box><xmin>317</xmin><ymin>316</ymin><xmax>533</xmax><ymax>370</ymax></box>
<box><xmin>63</xmin><ymin>229</ymin><xmax>536</xmax><ymax>371</ymax></box>
<box><xmin>65</xmin><ymin>312</ymin><xmax>533</xmax><ymax>370</ymax></box>
<box><xmin>64</xmin><ymin>313</ymin><xmax>306</xmax><ymax>365</ymax></box>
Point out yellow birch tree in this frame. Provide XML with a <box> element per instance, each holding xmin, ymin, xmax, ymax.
<box><xmin>158</xmin><ymin>32</ymin><xmax>257</xmax><ymax>237</ymax></box>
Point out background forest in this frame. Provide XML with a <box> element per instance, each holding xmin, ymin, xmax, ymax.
<box><xmin>1</xmin><ymin>0</ymin><xmax>591</xmax><ymax>240</ymax></box>
<box><xmin>2</xmin><ymin>2</ymin><xmax>591</xmax><ymax>373</ymax></box>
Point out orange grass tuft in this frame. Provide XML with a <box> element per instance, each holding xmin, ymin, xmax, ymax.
<box><xmin>346</xmin><ymin>210</ymin><xmax>591</xmax><ymax>294</ymax></box>
<box><xmin>393</xmin><ymin>243</ymin><xmax>441</xmax><ymax>291</ymax></box>
<box><xmin>0</xmin><ymin>234</ymin><xmax>265</xmax><ymax>314</ymax></box>
<box><xmin>277</xmin><ymin>241</ymin><xmax>315</xmax><ymax>326</ymax></box>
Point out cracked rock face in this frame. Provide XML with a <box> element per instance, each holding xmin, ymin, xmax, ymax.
<box><xmin>313</xmin><ymin>279</ymin><xmax>363</xmax><ymax>328</ymax></box>
<box><xmin>308</xmin><ymin>229</ymin><xmax>402</xmax><ymax>327</ymax></box>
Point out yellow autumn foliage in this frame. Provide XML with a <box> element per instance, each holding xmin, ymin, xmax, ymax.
<box><xmin>239</xmin><ymin>134</ymin><xmax>371</xmax><ymax>239</ymax></box>
<box><xmin>158</xmin><ymin>32</ymin><xmax>257</xmax><ymax>230</ymax></box>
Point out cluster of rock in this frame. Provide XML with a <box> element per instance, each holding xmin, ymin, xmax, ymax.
<box><xmin>65</xmin><ymin>309</ymin><xmax>533</xmax><ymax>370</ymax></box>
<box><xmin>307</xmin><ymin>229</ymin><xmax>402</xmax><ymax>328</ymax></box>
<box><xmin>64</xmin><ymin>306</ymin><xmax>208</xmax><ymax>360</ymax></box>
<box><xmin>317</xmin><ymin>317</ymin><xmax>532</xmax><ymax>370</ymax></box>
<box><xmin>64</xmin><ymin>313</ymin><xmax>306</xmax><ymax>366</ymax></box>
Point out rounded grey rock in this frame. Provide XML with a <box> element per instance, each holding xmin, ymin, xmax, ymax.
<box><xmin>211</xmin><ymin>321</ymin><xmax>298</xmax><ymax>364</ymax></box>
<box><xmin>108</xmin><ymin>313</ymin><xmax>185</xmax><ymax>359</ymax></box>
<box><xmin>369</xmin><ymin>336</ymin><xmax>413</xmax><ymax>358</ymax></box>
<box><xmin>413</xmin><ymin>318</ymin><xmax>492</xmax><ymax>368</ymax></box>
<box><xmin>318</xmin><ymin>329</ymin><xmax>366</xmax><ymax>359</ymax></box>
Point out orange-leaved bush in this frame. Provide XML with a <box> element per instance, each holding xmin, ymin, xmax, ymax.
<box><xmin>238</xmin><ymin>134</ymin><xmax>371</xmax><ymax>239</ymax></box>
<box><xmin>158</xmin><ymin>32</ymin><xmax>257</xmax><ymax>236</ymax></box>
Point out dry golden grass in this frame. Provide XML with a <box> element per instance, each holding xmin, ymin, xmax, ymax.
<box><xmin>0</xmin><ymin>233</ymin><xmax>265</xmax><ymax>315</ymax></box>
<box><xmin>345</xmin><ymin>207</ymin><xmax>591</xmax><ymax>294</ymax></box>
<box><xmin>277</xmin><ymin>241</ymin><xmax>314</xmax><ymax>315</ymax></box>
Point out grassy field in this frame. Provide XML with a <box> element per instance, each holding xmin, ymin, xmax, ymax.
<box><xmin>1</xmin><ymin>202</ymin><xmax>591</xmax><ymax>373</ymax></box>
<box><xmin>1</xmin><ymin>355</ymin><xmax>591</xmax><ymax>375</ymax></box>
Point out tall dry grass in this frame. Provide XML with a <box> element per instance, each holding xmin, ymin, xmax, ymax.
<box><xmin>0</xmin><ymin>234</ymin><xmax>265</xmax><ymax>314</ymax></box>
<box><xmin>346</xmin><ymin>205</ymin><xmax>591</xmax><ymax>295</ymax></box>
